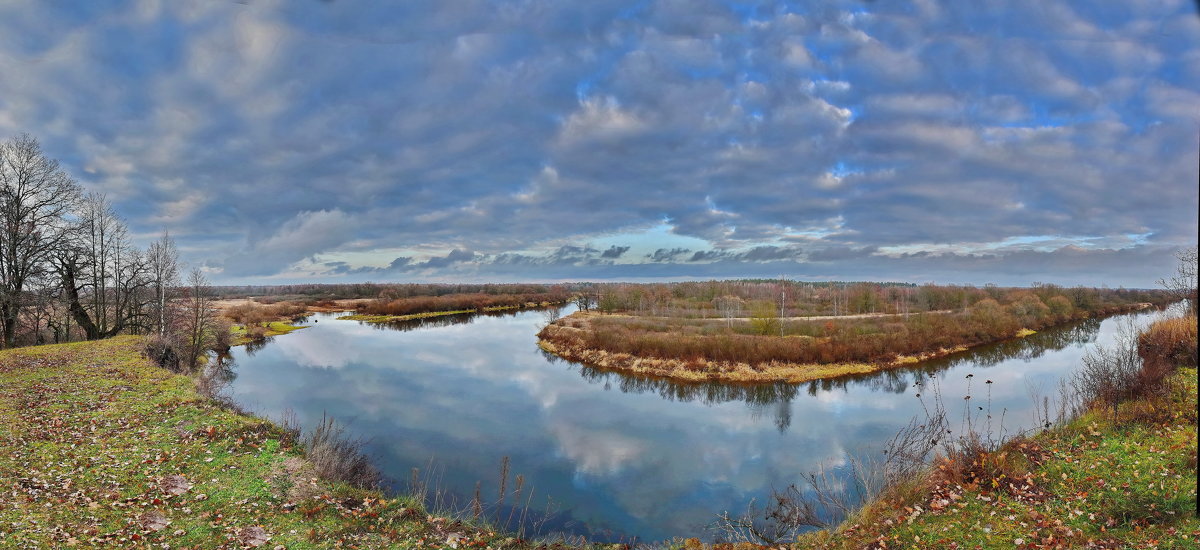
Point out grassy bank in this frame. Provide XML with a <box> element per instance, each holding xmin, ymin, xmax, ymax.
<box><xmin>784</xmin><ymin>315</ymin><xmax>1199</xmax><ymax>549</ymax></box>
<box><xmin>539</xmin><ymin>302</ymin><xmax>1159</xmax><ymax>384</ymax></box>
<box><xmin>0</xmin><ymin>337</ymin><xmax>530</xmax><ymax>548</ymax></box>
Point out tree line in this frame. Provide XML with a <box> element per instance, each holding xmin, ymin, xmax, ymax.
<box><xmin>570</xmin><ymin>279</ymin><xmax>1170</xmax><ymax>319</ymax></box>
<box><xmin>1</xmin><ymin>134</ymin><xmax>221</xmax><ymax>369</ymax></box>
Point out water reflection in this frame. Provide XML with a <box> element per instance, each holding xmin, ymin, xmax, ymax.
<box><xmin>225</xmin><ymin>305</ymin><xmax>1169</xmax><ymax>543</ymax></box>
<box><xmin>366</xmin><ymin>307</ymin><xmax>557</xmax><ymax>333</ymax></box>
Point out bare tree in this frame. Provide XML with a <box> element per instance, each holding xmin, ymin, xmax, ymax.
<box><xmin>1157</xmin><ymin>246</ymin><xmax>1197</xmax><ymax>316</ymax></box>
<box><xmin>713</xmin><ymin>295</ymin><xmax>744</xmax><ymax>326</ymax></box>
<box><xmin>23</xmin><ymin>274</ymin><xmax>60</xmax><ymax>345</ymax></box>
<box><xmin>146</xmin><ymin>232</ymin><xmax>179</xmax><ymax>336</ymax></box>
<box><xmin>57</xmin><ymin>193</ymin><xmax>154</xmax><ymax>339</ymax></box>
<box><xmin>0</xmin><ymin>134</ymin><xmax>82</xmax><ymax>348</ymax></box>
<box><xmin>178</xmin><ymin>268</ymin><xmax>218</xmax><ymax>373</ymax></box>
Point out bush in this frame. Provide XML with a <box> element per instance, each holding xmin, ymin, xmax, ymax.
<box><xmin>749</xmin><ymin>301</ymin><xmax>780</xmax><ymax>336</ymax></box>
<box><xmin>1138</xmin><ymin>316</ymin><xmax>1198</xmax><ymax>370</ymax></box>
<box><xmin>1072</xmin><ymin>323</ymin><xmax>1143</xmax><ymax>415</ymax></box>
<box><xmin>303</xmin><ymin>414</ymin><xmax>381</xmax><ymax>490</ymax></box>
<box><xmin>143</xmin><ymin>334</ymin><xmax>182</xmax><ymax>373</ymax></box>
<box><xmin>212</xmin><ymin>318</ymin><xmax>233</xmax><ymax>353</ymax></box>
<box><xmin>247</xmin><ymin>325</ymin><xmax>268</xmax><ymax>340</ymax></box>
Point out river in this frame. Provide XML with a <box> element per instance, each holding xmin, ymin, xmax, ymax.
<box><xmin>222</xmin><ymin>304</ymin><xmax>1174</xmax><ymax>542</ymax></box>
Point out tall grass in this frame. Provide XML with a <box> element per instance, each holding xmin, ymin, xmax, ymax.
<box><xmin>408</xmin><ymin>456</ymin><xmax>557</xmax><ymax>541</ymax></box>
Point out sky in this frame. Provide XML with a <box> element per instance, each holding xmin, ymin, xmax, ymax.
<box><xmin>1</xmin><ymin>0</ymin><xmax>1197</xmax><ymax>288</ymax></box>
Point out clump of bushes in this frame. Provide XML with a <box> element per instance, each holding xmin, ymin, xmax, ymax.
<box><xmin>143</xmin><ymin>334</ymin><xmax>182</xmax><ymax>373</ymax></box>
<box><xmin>1138</xmin><ymin>316</ymin><xmax>1198</xmax><ymax>370</ymax></box>
<box><xmin>224</xmin><ymin>301</ymin><xmax>309</xmax><ymax>327</ymax></box>
<box><xmin>1072</xmin><ymin>316</ymin><xmax>1198</xmax><ymax>418</ymax></box>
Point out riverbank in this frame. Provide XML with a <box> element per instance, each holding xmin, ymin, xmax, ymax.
<box><xmin>793</xmin><ymin>315</ymin><xmax>1198</xmax><ymax>549</ymax></box>
<box><xmin>0</xmin><ymin>337</ymin><xmax>533</xmax><ymax>548</ymax></box>
<box><xmin>538</xmin><ymin>302</ymin><xmax>1159</xmax><ymax>384</ymax></box>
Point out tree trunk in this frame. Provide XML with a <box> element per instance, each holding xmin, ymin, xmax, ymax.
<box><xmin>1</xmin><ymin>302</ymin><xmax>15</xmax><ymax>348</ymax></box>
<box><xmin>60</xmin><ymin>259</ymin><xmax>101</xmax><ymax>340</ymax></box>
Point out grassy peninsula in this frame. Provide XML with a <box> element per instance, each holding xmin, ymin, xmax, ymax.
<box><xmin>540</xmin><ymin>283</ymin><xmax>1170</xmax><ymax>383</ymax></box>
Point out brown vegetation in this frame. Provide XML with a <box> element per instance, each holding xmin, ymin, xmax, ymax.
<box><xmin>356</xmin><ymin>291</ymin><xmax>569</xmax><ymax>317</ymax></box>
<box><xmin>222</xmin><ymin>301</ymin><xmax>310</xmax><ymax>326</ymax></box>
<box><xmin>540</xmin><ymin>284</ymin><xmax>1172</xmax><ymax>383</ymax></box>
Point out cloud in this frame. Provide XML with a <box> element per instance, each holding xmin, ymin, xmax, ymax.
<box><xmin>601</xmin><ymin>245</ymin><xmax>630</xmax><ymax>259</ymax></box>
<box><xmin>0</xmin><ymin>1</ymin><xmax>1193</xmax><ymax>285</ymax></box>
<box><xmin>647</xmin><ymin>248</ymin><xmax>692</xmax><ymax>263</ymax></box>
<box><xmin>222</xmin><ymin>209</ymin><xmax>354</xmax><ymax>277</ymax></box>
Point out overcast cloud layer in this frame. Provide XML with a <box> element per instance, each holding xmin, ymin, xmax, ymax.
<box><xmin>1</xmin><ymin>0</ymin><xmax>1197</xmax><ymax>287</ymax></box>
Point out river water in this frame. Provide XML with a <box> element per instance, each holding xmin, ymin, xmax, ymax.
<box><xmin>223</xmin><ymin>305</ymin><xmax>1173</xmax><ymax>542</ymax></box>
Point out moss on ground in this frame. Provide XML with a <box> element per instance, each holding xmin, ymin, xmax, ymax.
<box><xmin>0</xmin><ymin>337</ymin><xmax>532</xmax><ymax>549</ymax></box>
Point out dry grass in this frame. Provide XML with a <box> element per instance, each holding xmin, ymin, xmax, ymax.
<box><xmin>536</xmin><ymin>300</ymin><xmax>1148</xmax><ymax>383</ymax></box>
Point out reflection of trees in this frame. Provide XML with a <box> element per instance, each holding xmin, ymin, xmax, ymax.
<box><xmin>200</xmin><ymin>354</ymin><xmax>239</xmax><ymax>399</ymax></box>
<box><xmin>573</xmin><ymin>365</ymin><xmax>799</xmax><ymax>431</ymax></box>
<box><xmin>242</xmin><ymin>336</ymin><xmax>273</xmax><ymax>356</ymax></box>
<box><xmin>575</xmin><ymin>366</ymin><xmax>800</xmax><ymax>405</ymax></box>
<box><xmin>931</xmin><ymin>318</ymin><xmax>1102</xmax><ymax>369</ymax></box>
<box><xmin>361</xmin><ymin>307</ymin><xmax>556</xmax><ymax>333</ymax></box>
<box><xmin>802</xmin><ymin>317</ymin><xmax>1103</xmax><ymax>395</ymax></box>
<box><xmin>367</xmin><ymin>312</ymin><xmax>479</xmax><ymax>332</ymax></box>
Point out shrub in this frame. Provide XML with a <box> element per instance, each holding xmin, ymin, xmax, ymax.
<box><xmin>211</xmin><ymin>318</ymin><xmax>233</xmax><ymax>353</ymax></box>
<box><xmin>1072</xmin><ymin>324</ymin><xmax>1142</xmax><ymax>416</ymax></box>
<box><xmin>749</xmin><ymin>301</ymin><xmax>780</xmax><ymax>336</ymax></box>
<box><xmin>1138</xmin><ymin>316</ymin><xmax>1198</xmax><ymax>370</ymax></box>
<box><xmin>303</xmin><ymin>414</ymin><xmax>381</xmax><ymax>490</ymax></box>
<box><xmin>143</xmin><ymin>334</ymin><xmax>182</xmax><ymax>373</ymax></box>
<box><xmin>247</xmin><ymin>325</ymin><xmax>268</xmax><ymax>340</ymax></box>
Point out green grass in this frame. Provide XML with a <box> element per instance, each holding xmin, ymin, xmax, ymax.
<box><xmin>798</xmin><ymin>368</ymin><xmax>1200</xmax><ymax>549</ymax></box>
<box><xmin>0</xmin><ymin>337</ymin><xmax>526</xmax><ymax>549</ymax></box>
